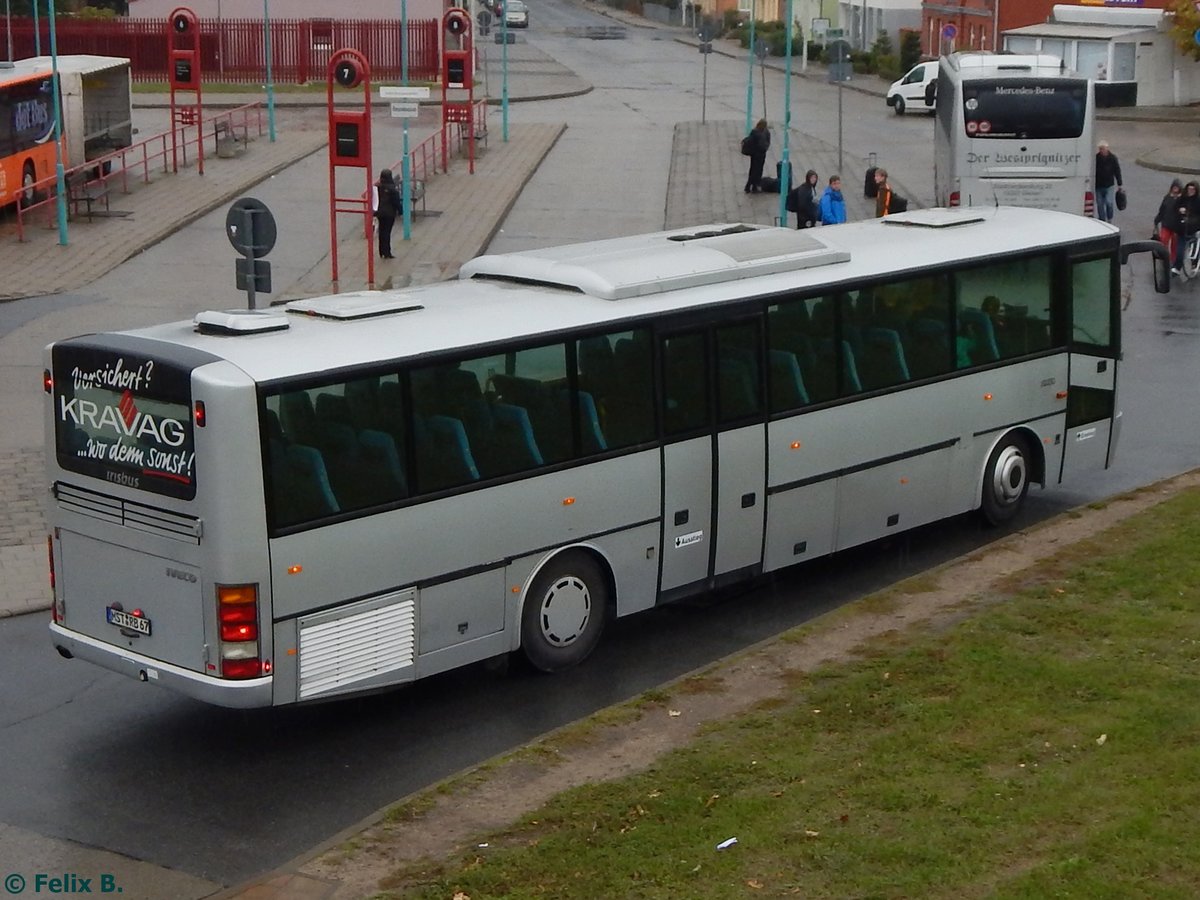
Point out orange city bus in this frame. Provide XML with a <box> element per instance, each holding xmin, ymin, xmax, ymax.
<box><xmin>0</xmin><ymin>65</ymin><xmax>57</xmax><ymax>208</ymax></box>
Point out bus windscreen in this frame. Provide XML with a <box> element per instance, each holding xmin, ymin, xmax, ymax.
<box><xmin>962</xmin><ymin>79</ymin><xmax>1088</xmax><ymax>140</ymax></box>
<box><xmin>52</xmin><ymin>344</ymin><xmax>197</xmax><ymax>500</ymax></box>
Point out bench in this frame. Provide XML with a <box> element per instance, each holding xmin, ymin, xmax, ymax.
<box><xmin>466</xmin><ymin>119</ymin><xmax>489</xmax><ymax>152</ymax></box>
<box><xmin>407</xmin><ymin>179</ymin><xmax>427</xmax><ymax>215</ymax></box>
<box><xmin>66</xmin><ymin>171</ymin><xmax>110</xmax><ymax>222</ymax></box>
<box><xmin>215</xmin><ymin>120</ymin><xmax>250</xmax><ymax>158</ymax></box>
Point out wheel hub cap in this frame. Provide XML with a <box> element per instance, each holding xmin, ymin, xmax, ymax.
<box><xmin>539</xmin><ymin>575</ymin><xmax>591</xmax><ymax>648</ymax></box>
<box><xmin>992</xmin><ymin>445</ymin><xmax>1027</xmax><ymax>505</ymax></box>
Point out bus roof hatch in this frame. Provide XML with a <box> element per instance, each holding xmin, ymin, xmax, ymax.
<box><xmin>460</xmin><ymin>224</ymin><xmax>850</xmax><ymax>300</ymax></box>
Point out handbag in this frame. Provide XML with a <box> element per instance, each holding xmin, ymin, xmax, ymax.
<box><xmin>1115</xmin><ymin>188</ymin><xmax>1127</xmax><ymax>211</ymax></box>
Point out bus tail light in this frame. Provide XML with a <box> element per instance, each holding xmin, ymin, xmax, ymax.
<box><xmin>948</xmin><ymin>191</ymin><xmax>960</xmax><ymax>208</ymax></box>
<box><xmin>217</xmin><ymin>584</ymin><xmax>263</xmax><ymax>679</ymax></box>
<box><xmin>1084</xmin><ymin>191</ymin><xmax>1095</xmax><ymax>216</ymax></box>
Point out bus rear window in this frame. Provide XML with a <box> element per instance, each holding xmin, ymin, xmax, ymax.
<box><xmin>962</xmin><ymin>79</ymin><xmax>1088</xmax><ymax>139</ymax></box>
<box><xmin>52</xmin><ymin>344</ymin><xmax>197</xmax><ymax>500</ymax></box>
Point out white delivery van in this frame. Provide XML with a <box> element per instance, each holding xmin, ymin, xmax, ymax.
<box><xmin>885</xmin><ymin>61</ymin><xmax>937</xmax><ymax>115</ymax></box>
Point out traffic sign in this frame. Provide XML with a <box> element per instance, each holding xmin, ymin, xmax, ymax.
<box><xmin>225</xmin><ymin>198</ymin><xmax>276</xmax><ymax>258</ymax></box>
<box><xmin>390</xmin><ymin>102</ymin><xmax>420</xmax><ymax>118</ymax></box>
<box><xmin>379</xmin><ymin>85</ymin><xmax>431</xmax><ymax>100</ymax></box>
<box><xmin>942</xmin><ymin>24</ymin><xmax>957</xmax><ymax>40</ymax></box>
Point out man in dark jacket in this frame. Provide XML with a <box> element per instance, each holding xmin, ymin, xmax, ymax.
<box><xmin>1094</xmin><ymin>141</ymin><xmax>1123</xmax><ymax>223</ymax></box>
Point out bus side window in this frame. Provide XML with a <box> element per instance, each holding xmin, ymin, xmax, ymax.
<box><xmin>715</xmin><ymin>321</ymin><xmax>763</xmax><ymax>423</ymax></box>
<box><xmin>578</xmin><ymin>329</ymin><xmax>654</xmax><ymax>449</ymax></box>
<box><xmin>662</xmin><ymin>333</ymin><xmax>708</xmax><ymax>436</ymax></box>
<box><xmin>767</xmin><ymin>301</ymin><xmax>814</xmax><ymax>413</ymax></box>
<box><xmin>954</xmin><ymin>255</ymin><xmax>1052</xmax><ymax>361</ymax></box>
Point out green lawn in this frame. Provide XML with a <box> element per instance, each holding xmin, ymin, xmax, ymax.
<box><xmin>382</xmin><ymin>489</ymin><xmax>1200</xmax><ymax>898</ymax></box>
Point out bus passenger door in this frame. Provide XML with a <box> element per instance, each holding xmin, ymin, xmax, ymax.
<box><xmin>659</xmin><ymin>323</ymin><xmax>767</xmax><ymax>599</ymax></box>
<box><xmin>1062</xmin><ymin>256</ymin><xmax>1118</xmax><ymax>478</ymax></box>
<box><xmin>660</xmin><ymin>331</ymin><xmax>713</xmax><ymax>596</ymax></box>
<box><xmin>711</xmin><ymin>320</ymin><xmax>766</xmax><ymax>584</ymax></box>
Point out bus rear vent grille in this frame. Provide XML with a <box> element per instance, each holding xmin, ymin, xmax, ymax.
<box><xmin>298</xmin><ymin>589</ymin><xmax>416</xmax><ymax>699</ymax></box>
<box><xmin>54</xmin><ymin>483</ymin><xmax>203</xmax><ymax>543</ymax></box>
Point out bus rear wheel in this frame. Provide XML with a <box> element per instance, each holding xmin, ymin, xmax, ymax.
<box><xmin>981</xmin><ymin>433</ymin><xmax>1031</xmax><ymax>526</ymax></box>
<box><xmin>521</xmin><ymin>551</ymin><xmax>608</xmax><ymax>672</ymax></box>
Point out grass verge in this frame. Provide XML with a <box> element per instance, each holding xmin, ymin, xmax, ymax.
<box><xmin>379</xmin><ymin>488</ymin><xmax>1200</xmax><ymax>899</ymax></box>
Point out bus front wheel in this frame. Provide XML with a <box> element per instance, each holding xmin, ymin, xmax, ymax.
<box><xmin>520</xmin><ymin>551</ymin><xmax>609</xmax><ymax>672</ymax></box>
<box><xmin>981</xmin><ymin>434</ymin><xmax>1031</xmax><ymax>526</ymax></box>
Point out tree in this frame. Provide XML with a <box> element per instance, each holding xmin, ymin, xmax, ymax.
<box><xmin>900</xmin><ymin>29</ymin><xmax>921</xmax><ymax>72</ymax></box>
<box><xmin>1170</xmin><ymin>0</ymin><xmax>1200</xmax><ymax>62</ymax></box>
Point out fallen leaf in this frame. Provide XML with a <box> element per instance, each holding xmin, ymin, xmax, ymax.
<box><xmin>705</xmin><ymin>793</ymin><xmax>720</xmax><ymax>808</ymax></box>
<box><xmin>668</xmin><ymin>709</ymin><xmax>682</xmax><ymax>717</ymax></box>
<box><xmin>1096</xmin><ymin>733</ymin><xmax>1107</xmax><ymax>746</ymax></box>
<box><xmin>453</xmin><ymin>893</ymin><xmax>470</xmax><ymax>900</ymax></box>
<box><xmin>805</xmin><ymin>829</ymin><xmax>820</xmax><ymax>838</ymax></box>
<box><xmin>747</xmin><ymin>879</ymin><xmax>764</xmax><ymax>889</ymax></box>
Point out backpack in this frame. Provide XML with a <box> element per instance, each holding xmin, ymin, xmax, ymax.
<box><xmin>740</xmin><ymin>134</ymin><xmax>754</xmax><ymax>157</ymax></box>
<box><xmin>785</xmin><ymin>187</ymin><xmax>799</xmax><ymax>213</ymax></box>
<box><xmin>890</xmin><ymin>194</ymin><xmax>909</xmax><ymax>213</ymax></box>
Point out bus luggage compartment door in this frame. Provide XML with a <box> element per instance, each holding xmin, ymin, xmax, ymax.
<box><xmin>56</xmin><ymin>531</ymin><xmax>206</xmax><ymax>672</ymax></box>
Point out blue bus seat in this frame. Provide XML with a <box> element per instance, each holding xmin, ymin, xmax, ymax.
<box><xmin>959</xmin><ymin>307</ymin><xmax>1000</xmax><ymax>363</ymax></box>
<box><xmin>860</xmin><ymin>327</ymin><xmax>911</xmax><ymax>389</ymax></box>
<box><xmin>343</xmin><ymin>377</ymin><xmax>380</xmax><ymax>430</ymax></box>
<box><xmin>359</xmin><ymin>428</ymin><xmax>409</xmax><ymax>500</ymax></box>
<box><xmin>489</xmin><ymin>402</ymin><xmax>544</xmax><ymax>474</ymax></box>
<box><xmin>416</xmin><ymin>414</ymin><xmax>480</xmax><ymax>490</ymax></box>
<box><xmin>577</xmin><ymin>390</ymin><xmax>607</xmax><ymax>453</ymax></box>
<box><xmin>315</xmin><ymin>392</ymin><xmax>351</xmax><ymax>425</ymax></box>
<box><xmin>768</xmin><ymin>349</ymin><xmax>810</xmax><ymax>409</ymax></box>
<box><xmin>270</xmin><ymin>442</ymin><xmax>339</xmax><ymax>526</ymax></box>
<box><xmin>278</xmin><ymin>391</ymin><xmax>319</xmax><ymax>446</ymax></box>
<box><xmin>908</xmin><ymin>318</ymin><xmax>952</xmax><ymax>378</ymax></box>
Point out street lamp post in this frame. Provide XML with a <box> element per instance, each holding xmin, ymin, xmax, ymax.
<box><xmin>33</xmin><ymin>0</ymin><xmax>42</xmax><ymax>57</ymax></box>
<box><xmin>745</xmin><ymin>0</ymin><xmax>755</xmax><ymax>133</ymax></box>
<box><xmin>263</xmin><ymin>0</ymin><xmax>276</xmax><ymax>141</ymax></box>
<box><xmin>48</xmin><ymin>0</ymin><xmax>67</xmax><ymax>244</ymax></box>
<box><xmin>501</xmin><ymin>0</ymin><xmax>509</xmax><ymax>141</ymax></box>
<box><xmin>777</xmin><ymin>0</ymin><xmax>794</xmax><ymax>226</ymax></box>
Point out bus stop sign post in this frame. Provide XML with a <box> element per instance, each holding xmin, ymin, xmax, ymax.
<box><xmin>755</xmin><ymin>38</ymin><xmax>769</xmax><ymax>120</ymax></box>
<box><xmin>699</xmin><ymin>22</ymin><xmax>716</xmax><ymax>124</ymax></box>
<box><xmin>226</xmin><ymin>197</ymin><xmax>276</xmax><ymax>309</ymax></box>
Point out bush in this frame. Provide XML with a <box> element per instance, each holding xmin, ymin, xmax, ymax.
<box><xmin>875</xmin><ymin>54</ymin><xmax>902</xmax><ymax>81</ymax></box>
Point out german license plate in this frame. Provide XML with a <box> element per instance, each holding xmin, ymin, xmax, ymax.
<box><xmin>106</xmin><ymin>607</ymin><xmax>152</xmax><ymax>636</ymax></box>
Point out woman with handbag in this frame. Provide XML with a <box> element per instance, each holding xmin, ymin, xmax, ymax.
<box><xmin>742</xmin><ymin>119</ymin><xmax>770</xmax><ymax>194</ymax></box>
<box><xmin>372</xmin><ymin>169</ymin><xmax>402</xmax><ymax>260</ymax></box>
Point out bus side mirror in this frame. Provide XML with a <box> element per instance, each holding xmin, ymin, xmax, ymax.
<box><xmin>1120</xmin><ymin>239</ymin><xmax>1171</xmax><ymax>294</ymax></box>
<box><xmin>1152</xmin><ymin>253</ymin><xmax>1171</xmax><ymax>294</ymax></box>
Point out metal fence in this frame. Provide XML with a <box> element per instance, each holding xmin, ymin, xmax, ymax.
<box><xmin>2</xmin><ymin>17</ymin><xmax>440</xmax><ymax>83</ymax></box>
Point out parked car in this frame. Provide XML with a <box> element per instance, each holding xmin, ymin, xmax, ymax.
<box><xmin>504</xmin><ymin>0</ymin><xmax>529</xmax><ymax>28</ymax></box>
<box><xmin>886</xmin><ymin>61</ymin><xmax>937</xmax><ymax>115</ymax></box>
